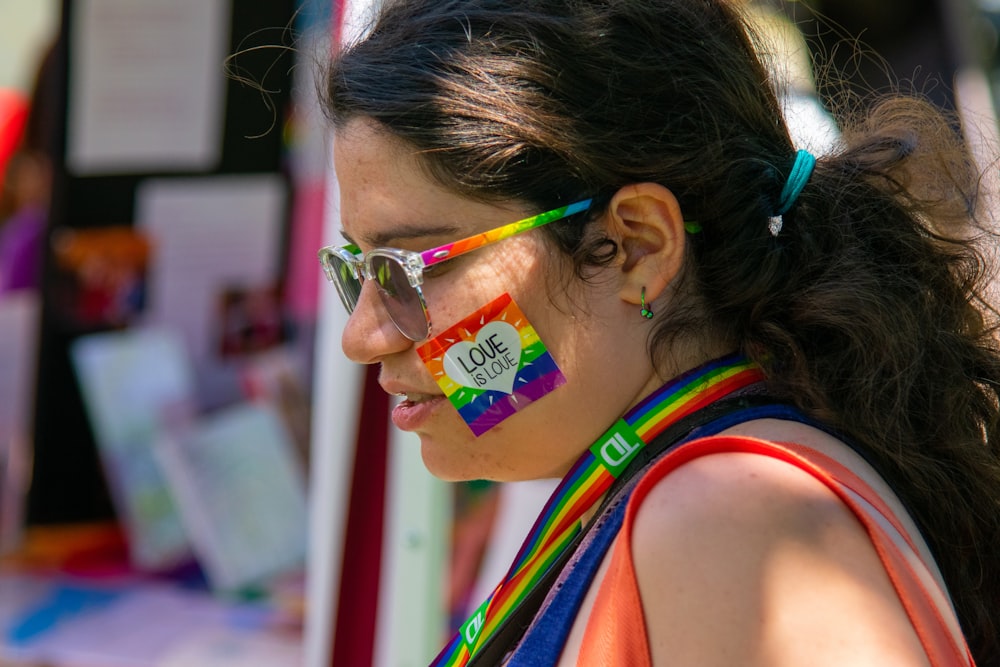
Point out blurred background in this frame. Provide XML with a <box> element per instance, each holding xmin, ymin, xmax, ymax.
<box><xmin>0</xmin><ymin>1</ymin><xmax>999</xmax><ymax>666</ymax></box>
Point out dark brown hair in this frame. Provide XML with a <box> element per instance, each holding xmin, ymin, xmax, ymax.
<box><xmin>322</xmin><ymin>0</ymin><xmax>1000</xmax><ymax>661</ymax></box>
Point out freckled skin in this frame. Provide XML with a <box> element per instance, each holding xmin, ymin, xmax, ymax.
<box><xmin>335</xmin><ymin>119</ymin><xmax>664</xmax><ymax>482</ymax></box>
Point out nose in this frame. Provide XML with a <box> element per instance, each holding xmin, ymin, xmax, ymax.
<box><xmin>341</xmin><ymin>281</ymin><xmax>413</xmax><ymax>364</ymax></box>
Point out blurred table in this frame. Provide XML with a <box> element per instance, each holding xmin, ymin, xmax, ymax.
<box><xmin>0</xmin><ymin>522</ymin><xmax>303</xmax><ymax>667</ymax></box>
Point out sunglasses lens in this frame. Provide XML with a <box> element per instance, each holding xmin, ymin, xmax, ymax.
<box><xmin>369</xmin><ymin>255</ymin><xmax>428</xmax><ymax>340</ymax></box>
<box><xmin>326</xmin><ymin>252</ymin><xmax>362</xmax><ymax>313</ymax></box>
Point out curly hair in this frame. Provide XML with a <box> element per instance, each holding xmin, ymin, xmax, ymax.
<box><xmin>322</xmin><ymin>0</ymin><xmax>1000</xmax><ymax>661</ymax></box>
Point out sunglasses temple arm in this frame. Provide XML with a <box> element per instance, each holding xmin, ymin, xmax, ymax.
<box><xmin>418</xmin><ymin>199</ymin><xmax>593</xmax><ymax>268</ymax></box>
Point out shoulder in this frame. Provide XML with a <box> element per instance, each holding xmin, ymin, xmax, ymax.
<box><xmin>628</xmin><ymin>438</ymin><xmax>930</xmax><ymax>666</ymax></box>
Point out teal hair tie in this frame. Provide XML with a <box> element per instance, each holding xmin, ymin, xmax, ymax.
<box><xmin>769</xmin><ymin>149</ymin><xmax>816</xmax><ymax>236</ymax></box>
<box><xmin>775</xmin><ymin>149</ymin><xmax>816</xmax><ymax>215</ymax></box>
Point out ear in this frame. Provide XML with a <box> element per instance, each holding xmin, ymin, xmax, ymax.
<box><xmin>605</xmin><ymin>182</ymin><xmax>687</xmax><ymax>305</ymax></box>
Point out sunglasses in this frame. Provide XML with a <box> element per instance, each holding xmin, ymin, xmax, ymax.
<box><xmin>318</xmin><ymin>199</ymin><xmax>593</xmax><ymax>341</ymax></box>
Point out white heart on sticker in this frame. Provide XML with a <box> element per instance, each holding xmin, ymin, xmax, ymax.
<box><xmin>442</xmin><ymin>321</ymin><xmax>522</xmax><ymax>394</ymax></box>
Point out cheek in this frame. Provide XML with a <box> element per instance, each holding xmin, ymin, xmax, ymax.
<box><xmin>524</xmin><ymin>282</ymin><xmax>619</xmax><ymax>391</ymax></box>
<box><xmin>420</xmin><ymin>281</ymin><xmax>481</xmax><ymax>335</ymax></box>
<box><xmin>423</xmin><ymin>252</ymin><xmax>544</xmax><ymax>330</ymax></box>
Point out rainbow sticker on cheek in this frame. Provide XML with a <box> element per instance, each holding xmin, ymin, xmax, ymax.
<box><xmin>417</xmin><ymin>293</ymin><xmax>566</xmax><ymax>436</ymax></box>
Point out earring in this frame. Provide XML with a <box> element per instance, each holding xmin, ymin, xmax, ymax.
<box><xmin>640</xmin><ymin>287</ymin><xmax>654</xmax><ymax>319</ymax></box>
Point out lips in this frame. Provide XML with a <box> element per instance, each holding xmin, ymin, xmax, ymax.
<box><xmin>379</xmin><ymin>376</ymin><xmax>446</xmax><ymax>431</ymax></box>
<box><xmin>391</xmin><ymin>393</ymin><xmax>446</xmax><ymax>431</ymax></box>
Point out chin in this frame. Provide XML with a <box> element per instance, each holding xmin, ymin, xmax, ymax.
<box><xmin>418</xmin><ymin>434</ymin><xmax>486</xmax><ymax>482</ymax></box>
<box><xmin>415</xmin><ymin>422</ymin><xmax>558</xmax><ymax>482</ymax></box>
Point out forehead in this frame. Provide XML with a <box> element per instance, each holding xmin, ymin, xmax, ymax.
<box><xmin>332</xmin><ymin>119</ymin><xmax>528</xmax><ymax>247</ymax></box>
<box><xmin>333</xmin><ymin>119</ymin><xmax>434</xmax><ymax>215</ymax></box>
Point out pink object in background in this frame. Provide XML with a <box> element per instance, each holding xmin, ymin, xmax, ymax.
<box><xmin>283</xmin><ymin>182</ymin><xmax>326</xmax><ymax>320</ymax></box>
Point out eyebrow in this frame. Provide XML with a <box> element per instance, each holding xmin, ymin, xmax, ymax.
<box><xmin>340</xmin><ymin>223</ymin><xmax>465</xmax><ymax>249</ymax></box>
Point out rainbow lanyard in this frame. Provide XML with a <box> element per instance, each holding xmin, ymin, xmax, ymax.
<box><xmin>431</xmin><ymin>354</ymin><xmax>765</xmax><ymax>667</ymax></box>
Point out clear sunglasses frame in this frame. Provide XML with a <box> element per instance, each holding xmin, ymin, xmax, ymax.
<box><xmin>318</xmin><ymin>198</ymin><xmax>593</xmax><ymax>341</ymax></box>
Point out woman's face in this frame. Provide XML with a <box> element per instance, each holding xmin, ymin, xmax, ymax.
<box><xmin>334</xmin><ymin>119</ymin><xmax>662</xmax><ymax>481</ymax></box>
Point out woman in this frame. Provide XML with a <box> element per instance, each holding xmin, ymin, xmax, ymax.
<box><xmin>317</xmin><ymin>0</ymin><xmax>1000</xmax><ymax>664</ymax></box>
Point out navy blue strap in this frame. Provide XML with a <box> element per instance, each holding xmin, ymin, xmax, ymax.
<box><xmin>503</xmin><ymin>499</ymin><xmax>629</xmax><ymax>666</ymax></box>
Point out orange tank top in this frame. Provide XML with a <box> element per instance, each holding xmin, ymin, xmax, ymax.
<box><xmin>577</xmin><ymin>435</ymin><xmax>976</xmax><ymax>667</ymax></box>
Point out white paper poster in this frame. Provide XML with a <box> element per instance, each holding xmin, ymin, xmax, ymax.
<box><xmin>66</xmin><ymin>0</ymin><xmax>231</xmax><ymax>175</ymax></box>
<box><xmin>136</xmin><ymin>174</ymin><xmax>287</xmax><ymax>406</ymax></box>
<box><xmin>154</xmin><ymin>403</ymin><xmax>308</xmax><ymax>593</ymax></box>
<box><xmin>70</xmin><ymin>328</ymin><xmax>195</xmax><ymax>570</ymax></box>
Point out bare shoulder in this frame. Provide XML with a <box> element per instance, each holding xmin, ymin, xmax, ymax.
<box><xmin>630</xmin><ymin>446</ymin><xmax>931</xmax><ymax>667</ymax></box>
